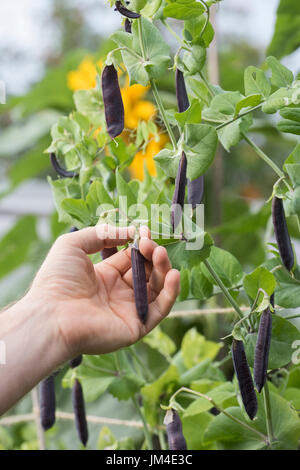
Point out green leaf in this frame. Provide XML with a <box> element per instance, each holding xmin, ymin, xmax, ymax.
<box><xmin>183</xmin><ymin>41</ymin><xmax>206</xmax><ymax>75</ymax></box>
<box><xmin>141</xmin><ymin>365</ymin><xmax>180</xmax><ymax>426</ymax></box>
<box><xmin>74</xmin><ymin>89</ymin><xmax>103</xmax><ymax>127</ymax></box>
<box><xmin>203</xmin><ymin>406</ymin><xmax>266</xmax><ymax>450</ymax></box>
<box><xmin>174</xmin><ymin>100</ymin><xmax>203</xmax><ymax>127</ymax></box>
<box><xmin>62</xmin><ymin>356</ymin><xmax>117</xmax><ymax>402</ymax></box>
<box><xmin>243</xmin><ymin>267</ymin><xmax>276</xmax><ymax>301</ymax></box>
<box><xmin>166</xmin><ymin>232</ymin><xmax>213</xmax><ymax>270</ymax></box>
<box><xmin>245</xmin><ymin>315</ymin><xmax>300</xmax><ymax>369</ymax></box>
<box><xmin>285</xmin><ymin>163</ymin><xmax>300</xmax><ymax>186</ymax></box>
<box><xmin>164</xmin><ymin>0</ymin><xmax>205</xmax><ymax>20</ymax></box>
<box><xmin>61</xmin><ymin>198</ymin><xmax>92</xmax><ymax>227</ymax></box>
<box><xmin>202</xmin><ymin>246</ymin><xmax>243</xmax><ymax>288</ymax></box>
<box><xmin>181</xmin><ymin>328</ymin><xmax>222</xmax><ymax>369</ymax></box>
<box><xmin>244</xmin><ymin>66</ymin><xmax>271</xmax><ymax>98</ymax></box>
<box><xmin>262</xmin><ymin>87</ymin><xmax>294</xmax><ymax>114</ymax></box>
<box><xmin>266</xmin><ymin>56</ymin><xmax>294</xmax><ymax>88</ymax></box>
<box><xmin>191</xmin><ymin>265</ymin><xmax>213</xmax><ymax>300</ymax></box>
<box><xmin>182</xmin><ymin>412</ymin><xmax>214</xmax><ymax>450</ymax></box>
<box><xmin>97</xmin><ymin>427</ymin><xmax>116</xmax><ymax>450</ymax></box>
<box><xmin>141</xmin><ymin>0</ymin><xmax>163</xmax><ymax>18</ymax></box>
<box><xmin>0</xmin><ymin>216</ymin><xmax>38</xmax><ymax>279</ymax></box>
<box><xmin>202</xmin><ymin>91</ymin><xmax>252</xmax><ymax>151</ymax></box>
<box><xmin>184</xmin><ymin>16</ymin><xmax>214</xmax><ymax>47</ymax></box>
<box><xmin>280</xmin><ymin>107</ymin><xmax>300</xmax><ymax>123</ymax></box>
<box><xmin>86</xmin><ymin>180</ymin><xmax>114</xmax><ymax>218</ymax></box>
<box><xmin>267</xmin><ymin>0</ymin><xmax>300</xmax><ymax>59</ymax></box>
<box><xmin>235</xmin><ymin>94</ymin><xmax>262</xmax><ymax>115</ymax></box>
<box><xmin>184</xmin><ymin>124</ymin><xmax>218</xmax><ymax>179</ymax></box>
<box><xmin>143</xmin><ymin>326</ymin><xmax>176</xmax><ymax>358</ymax></box>
<box><xmin>108</xmin><ymin>374</ymin><xmax>145</xmax><ymax>400</ymax></box>
<box><xmin>278</xmin><ymin>119</ymin><xmax>300</xmax><ymax>135</ymax></box>
<box><xmin>284</xmin><ymin>388</ymin><xmax>300</xmax><ymax>410</ymax></box>
<box><xmin>154</xmin><ymin>147</ymin><xmax>183</xmax><ymax>178</ymax></box>
<box><xmin>130</xmin><ymin>18</ymin><xmax>171</xmax><ymax>82</ymax></box>
<box><xmin>116</xmin><ymin>168</ymin><xmax>137</xmax><ymax>216</ymax></box>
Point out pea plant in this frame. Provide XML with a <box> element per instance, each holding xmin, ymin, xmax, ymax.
<box><xmin>45</xmin><ymin>0</ymin><xmax>300</xmax><ymax>450</ymax></box>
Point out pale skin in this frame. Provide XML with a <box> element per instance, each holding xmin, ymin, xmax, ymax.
<box><xmin>0</xmin><ymin>224</ymin><xmax>180</xmax><ymax>416</ymax></box>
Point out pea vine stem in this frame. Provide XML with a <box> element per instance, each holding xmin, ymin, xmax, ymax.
<box><xmin>242</xmin><ymin>133</ymin><xmax>284</xmax><ymax>179</ymax></box>
<box><xmin>263</xmin><ymin>382</ymin><xmax>274</xmax><ymax>447</ymax></box>
<box><xmin>204</xmin><ymin>259</ymin><xmax>244</xmax><ymax>320</ymax></box>
<box><xmin>170</xmin><ymin>387</ymin><xmax>268</xmax><ymax>443</ymax></box>
<box><xmin>132</xmin><ymin>396</ymin><xmax>153</xmax><ymax>450</ymax></box>
<box><xmin>137</xmin><ymin>17</ymin><xmax>177</xmax><ymax>149</ymax></box>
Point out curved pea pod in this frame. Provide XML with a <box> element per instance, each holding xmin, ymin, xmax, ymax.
<box><xmin>69</xmin><ymin>355</ymin><xmax>83</xmax><ymax>369</ymax></box>
<box><xmin>187</xmin><ymin>175</ymin><xmax>205</xmax><ymax>208</ymax></box>
<box><xmin>50</xmin><ymin>153</ymin><xmax>78</xmax><ymax>178</ymax></box>
<box><xmin>175</xmin><ymin>69</ymin><xmax>189</xmax><ymax>113</ymax></box>
<box><xmin>115</xmin><ymin>1</ymin><xmax>141</xmax><ymax>18</ymax></box>
<box><xmin>164</xmin><ymin>409</ymin><xmax>187</xmax><ymax>450</ymax></box>
<box><xmin>102</xmin><ymin>64</ymin><xmax>125</xmax><ymax>138</ymax></box>
<box><xmin>272</xmin><ymin>196</ymin><xmax>294</xmax><ymax>271</ymax></box>
<box><xmin>72</xmin><ymin>379</ymin><xmax>89</xmax><ymax>447</ymax></box>
<box><xmin>101</xmin><ymin>247</ymin><xmax>118</xmax><ymax>260</ymax></box>
<box><xmin>131</xmin><ymin>241</ymin><xmax>148</xmax><ymax>324</ymax></box>
<box><xmin>232</xmin><ymin>339</ymin><xmax>258</xmax><ymax>420</ymax></box>
<box><xmin>270</xmin><ymin>292</ymin><xmax>275</xmax><ymax>309</ymax></box>
<box><xmin>39</xmin><ymin>374</ymin><xmax>56</xmax><ymax>431</ymax></box>
<box><xmin>171</xmin><ymin>152</ymin><xmax>187</xmax><ymax>232</ymax></box>
<box><xmin>254</xmin><ymin>307</ymin><xmax>272</xmax><ymax>393</ymax></box>
<box><xmin>124</xmin><ymin>18</ymin><xmax>132</xmax><ymax>33</ymax></box>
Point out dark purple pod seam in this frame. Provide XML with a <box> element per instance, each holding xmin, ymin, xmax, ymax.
<box><xmin>131</xmin><ymin>242</ymin><xmax>148</xmax><ymax>324</ymax></box>
<box><xmin>69</xmin><ymin>355</ymin><xmax>83</xmax><ymax>369</ymax></box>
<box><xmin>164</xmin><ymin>409</ymin><xmax>187</xmax><ymax>450</ymax></box>
<box><xmin>171</xmin><ymin>152</ymin><xmax>187</xmax><ymax>232</ymax></box>
<box><xmin>102</xmin><ymin>64</ymin><xmax>125</xmax><ymax>139</ymax></box>
<box><xmin>253</xmin><ymin>308</ymin><xmax>272</xmax><ymax>393</ymax></box>
<box><xmin>72</xmin><ymin>379</ymin><xmax>89</xmax><ymax>447</ymax></box>
<box><xmin>101</xmin><ymin>247</ymin><xmax>118</xmax><ymax>260</ymax></box>
<box><xmin>39</xmin><ymin>374</ymin><xmax>56</xmax><ymax>431</ymax></box>
<box><xmin>187</xmin><ymin>175</ymin><xmax>205</xmax><ymax>208</ymax></box>
<box><xmin>115</xmin><ymin>1</ymin><xmax>141</xmax><ymax>18</ymax></box>
<box><xmin>272</xmin><ymin>196</ymin><xmax>294</xmax><ymax>271</ymax></box>
<box><xmin>50</xmin><ymin>153</ymin><xmax>78</xmax><ymax>178</ymax></box>
<box><xmin>175</xmin><ymin>69</ymin><xmax>189</xmax><ymax>113</ymax></box>
<box><xmin>124</xmin><ymin>18</ymin><xmax>132</xmax><ymax>33</ymax></box>
<box><xmin>232</xmin><ymin>339</ymin><xmax>258</xmax><ymax>420</ymax></box>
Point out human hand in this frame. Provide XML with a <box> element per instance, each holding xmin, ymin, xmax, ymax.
<box><xmin>28</xmin><ymin>225</ymin><xmax>180</xmax><ymax>359</ymax></box>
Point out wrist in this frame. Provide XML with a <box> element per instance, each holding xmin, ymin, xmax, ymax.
<box><xmin>6</xmin><ymin>292</ymin><xmax>69</xmax><ymax>370</ymax></box>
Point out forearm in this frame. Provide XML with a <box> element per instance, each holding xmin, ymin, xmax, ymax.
<box><xmin>0</xmin><ymin>294</ymin><xmax>67</xmax><ymax>416</ymax></box>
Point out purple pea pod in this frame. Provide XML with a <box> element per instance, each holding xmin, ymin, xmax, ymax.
<box><xmin>102</xmin><ymin>64</ymin><xmax>125</xmax><ymax>138</ymax></box>
<box><xmin>131</xmin><ymin>241</ymin><xmax>148</xmax><ymax>324</ymax></box>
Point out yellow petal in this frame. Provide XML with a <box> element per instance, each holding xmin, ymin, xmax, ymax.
<box><xmin>132</xmin><ymin>101</ymin><xmax>156</xmax><ymax>122</ymax></box>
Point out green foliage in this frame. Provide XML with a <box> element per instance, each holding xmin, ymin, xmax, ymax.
<box><xmin>267</xmin><ymin>0</ymin><xmax>300</xmax><ymax>59</ymax></box>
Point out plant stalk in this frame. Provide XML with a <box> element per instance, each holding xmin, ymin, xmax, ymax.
<box><xmin>243</xmin><ymin>133</ymin><xmax>284</xmax><ymax>179</ymax></box>
<box><xmin>204</xmin><ymin>260</ymin><xmax>244</xmax><ymax>320</ymax></box>
<box><xmin>132</xmin><ymin>396</ymin><xmax>153</xmax><ymax>450</ymax></box>
<box><xmin>263</xmin><ymin>382</ymin><xmax>274</xmax><ymax>447</ymax></box>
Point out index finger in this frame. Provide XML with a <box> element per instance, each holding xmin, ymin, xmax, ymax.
<box><xmin>64</xmin><ymin>224</ymin><xmax>136</xmax><ymax>254</ymax></box>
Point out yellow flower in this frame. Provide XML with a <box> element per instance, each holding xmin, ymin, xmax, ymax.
<box><xmin>129</xmin><ymin>133</ymin><xmax>169</xmax><ymax>180</ymax></box>
<box><xmin>121</xmin><ymin>80</ymin><xmax>156</xmax><ymax>129</ymax></box>
<box><xmin>67</xmin><ymin>58</ymin><xmax>103</xmax><ymax>91</ymax></box>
